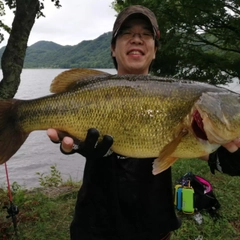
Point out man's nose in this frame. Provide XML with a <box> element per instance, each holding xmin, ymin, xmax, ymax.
<box><xmin>130</xmin><ymin>33</ymin><xmax>143</xmax><ymax>43</ymax></box>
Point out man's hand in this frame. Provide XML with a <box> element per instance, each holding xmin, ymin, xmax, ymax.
<box><xmin>222</xmin><ymin>138</ymin><xmax>240</xmax><ymax>153</ymax></box>
<box><xmin>47</xmin><ymin>128</ymin><xmax>113</xmax><ymax>158</ymax></box>
<box><xmin>200</xmin><ymin>138</ymin><xmax>240</xmax><ymax>161</ymax></box>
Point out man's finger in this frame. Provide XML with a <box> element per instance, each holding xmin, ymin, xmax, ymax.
<box><xmin>47</xmin><ymin>129</ymin><xmax>59</xmax><ymax>142</ymax></box>
<box><xmin>61</xmin><ymin>136</ymin><xmax>74</xmax><ymax>153</ymax></box>
<box><xmin>84</xmin><ymin>128</ymin><xmax>100</xmax><ymax>149</ymax></box>
<box><xmin>222</xmin><ymin>142</ymin><xmax>239</xmax><ymax>153</ymax></box>
<box><xmin>233</xmin><ymin>138</ymin><xmax>240</xmax><ymax>148</ymax></box>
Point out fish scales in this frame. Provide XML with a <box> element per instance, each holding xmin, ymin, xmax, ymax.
<box><xmin>0</xmin><ymin>68</ymin><xmax>239</xmax><ymax>174</ymax></box>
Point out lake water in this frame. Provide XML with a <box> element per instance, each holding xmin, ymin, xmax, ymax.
<box><xmin>222</xmin><ymin>77</ymin><xmax>240</xmax><ymax>93</ymax></box>
<box><xmin>0</xmin><ymin>68</ymin><xmax>117</xmax><ymax>189</ymax></box>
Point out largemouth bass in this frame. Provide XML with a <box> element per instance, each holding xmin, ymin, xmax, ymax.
<box><xmin>0</xmin><ymin>68</ymin><xmax>239</xmax><ymax>175</ymax></box>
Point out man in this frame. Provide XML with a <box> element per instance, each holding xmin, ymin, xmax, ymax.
<box><xmin>47</xmin><ymin>5</ymin><xmax>240</xmax><ymax>240</ymax></box>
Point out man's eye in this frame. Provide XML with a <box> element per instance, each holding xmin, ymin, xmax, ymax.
<box><xmin>122</xmin><ymin>31</ymin><xmax>131</xmax><ymax>35</ymax></box>
<box><xmin>143</xmin><ymin>32</ymin><xmax>152</xmax><ymax>36</ymax></box>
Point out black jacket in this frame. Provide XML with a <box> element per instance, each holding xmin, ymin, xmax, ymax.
<box><xmin>70</xmin><ymin>154</ymin><xmax>181</xmax><ymax>240</ymax></box>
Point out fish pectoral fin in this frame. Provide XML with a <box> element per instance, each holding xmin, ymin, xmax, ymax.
<box><xmin>50</xmin><ymin>68</ymin><xmax>110</xmax><ymax>93</ymax></box>
<box><xmin>158</xmin><ymin>128</ymin><xmax>188</xmax><ymax>161</ymax></box>
<box><xmin>152</xmin><ymin>128</ymin><xmax>188</xmax><ymax>175</ymax></box>
<box><xmin>152</xmin><ymin>156</ymin><xmax>178</xmax><ymax>175</ymax></box>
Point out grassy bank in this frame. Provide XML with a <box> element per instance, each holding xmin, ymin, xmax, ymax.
<box><xmin>0</xmin><ymin>159</ymin><xmax>240</xmax><ymax>240</ymax></box>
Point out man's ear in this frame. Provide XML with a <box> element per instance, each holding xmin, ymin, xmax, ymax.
<box><xmin>111</xmin><ymin>44</ymin><xmax>116</xmax><ymax>57</ymax></box>
<box><xmin>153</xmin><ymin>47</ymin><xmax>157</xmax><ymax>59</ymax></box>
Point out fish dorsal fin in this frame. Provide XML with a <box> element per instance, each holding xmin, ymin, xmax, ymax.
<box><xmin>50</xmin><ymin>68</ymin><xmax>110</xmax><ymax>93</ymax></box>
<box><xmin>152</xmin><ymin>129</ymin><xmax>188</xmax><ymax>175</ymax></box>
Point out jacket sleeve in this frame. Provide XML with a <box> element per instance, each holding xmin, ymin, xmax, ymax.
<box><xmin>208</xmin><ymin>147</ymin><xmax>240</xmax><ymax>176</ymax></box>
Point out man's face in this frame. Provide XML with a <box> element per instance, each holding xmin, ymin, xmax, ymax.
<box><xmin>111</xmin><ymin>17</ymin><xmax>157</xmax><ymax>75</ymax></box>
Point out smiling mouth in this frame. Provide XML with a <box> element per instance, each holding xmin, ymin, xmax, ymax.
<box><xmin>127</xmin><ymin>50</ymin><xmax>144</xmax><ymax>55</ymax></box>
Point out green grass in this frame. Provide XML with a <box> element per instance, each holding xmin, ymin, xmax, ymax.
<box><xmin>0</xmin><ymin>160</ymin><xmax>240</xmax><ymax>239</ymax></box>
<box><xmin>0</xmin><ymin>186</ymin><xmax>78</xmax><ymax>239</ymax></box>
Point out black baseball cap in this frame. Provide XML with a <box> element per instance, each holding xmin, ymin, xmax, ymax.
<box><xmin>112</xmin><ymin>5</ymin><xmax>160</xmax><ymax>41</ymax></box>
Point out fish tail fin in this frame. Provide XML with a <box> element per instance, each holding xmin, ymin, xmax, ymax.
<box><xmin>0</xmin><ymin>99</ymin><xmax>29</xmax><ymax>164</ymax></box>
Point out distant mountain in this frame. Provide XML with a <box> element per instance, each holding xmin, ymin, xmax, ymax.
<box><xmin>0</xmin><ymin>32</ymin><xmax>114</xmax><ymax>69</ymax></box>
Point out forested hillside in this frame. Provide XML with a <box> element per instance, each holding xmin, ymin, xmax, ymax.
<box><xmin>0</xmin><ymin>32</ymin><xmax>114</xmax><ymax>69</ymax></box>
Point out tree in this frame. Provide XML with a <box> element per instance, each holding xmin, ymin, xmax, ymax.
<box><xmin>0</xmin><ymin>0</ymin><xmax>61</xmax><ymax>99</ymax></box>
<box><xmin>112</xmin><ymin>0</ymin><xmax>240</xmax><ymax>84</ymax></box>
<box><xmin>0</xmin><ymin>1</ymin><xmax>11</xmax><ymax>43</ymax></box>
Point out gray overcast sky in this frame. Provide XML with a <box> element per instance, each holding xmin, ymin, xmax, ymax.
<box><xmin>0</xmin><ymin>0</ymin><xmax>117</xmax><ymax>47</ymax></box>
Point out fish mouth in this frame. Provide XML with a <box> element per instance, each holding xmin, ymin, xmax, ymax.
<box><xmin>192</xmin><ymin>110</ymin><xmax>208</xmax><ymax>140</ymax></box>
